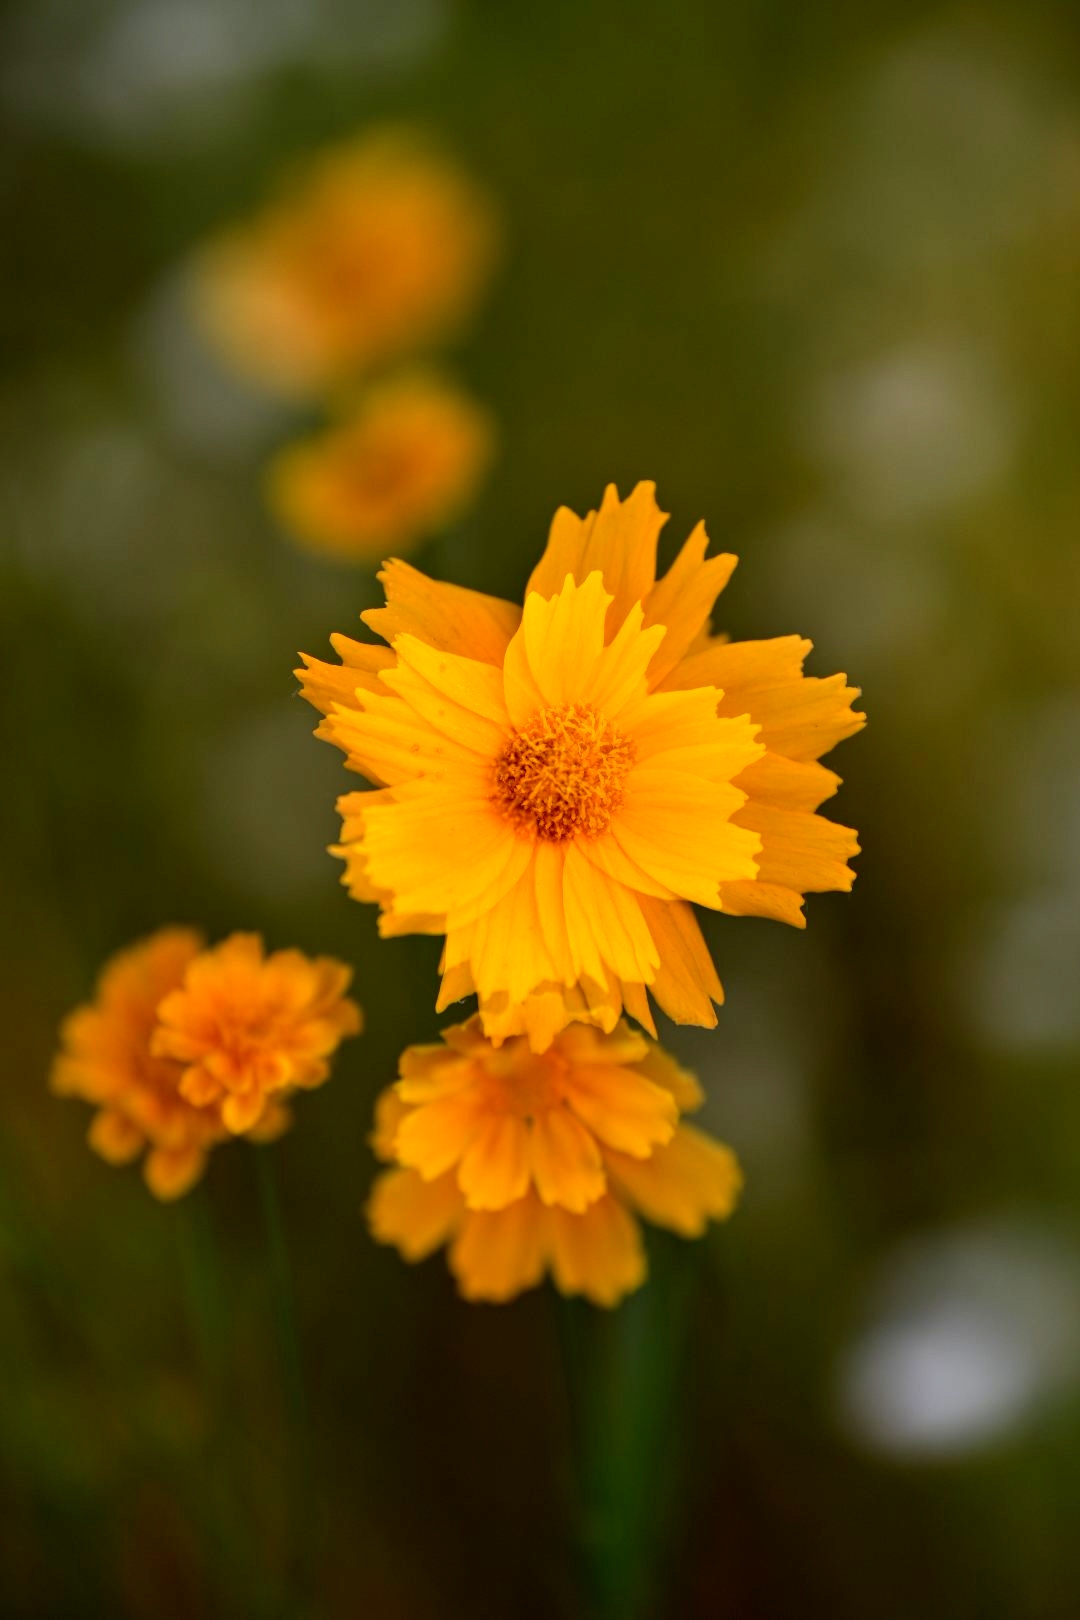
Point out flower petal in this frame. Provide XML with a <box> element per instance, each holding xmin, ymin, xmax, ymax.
<box><xmin>605</xmin><ymin>1126</ymin><xmax>742</xmax><ymax>1237</ymax></box>
<box><xmin>545</xmin><ymin>1195</ymin><xmax>646</xmax><ymax>1306</ymax></box>
<box><xmin>450</xmin><ymin>1193</ymin><xmax>548</xmax><ymax>1301</ymax></box>
<box><xmin>644</xmin><ymin>521</ymin><xmax>737</xmax><ymax>685</ymax></box>
<box><xmin>527</xmin><ymin>1106</ymin><xmax>606</xmax><ymax>1212</ymax></box>
<box><xmin>363</xmin><ymin>559</ymin><xmax>520</xmax><ymax>664</ymax></box>
<box><xmin>457</xmin><ymin>1115</ymin><xmax>531</xmax><ymax>1210</ymax></box>
<box><xmin>368</xmin><ymin>1167</ymin><xmax>464</xmax><ymax>1260</ymax></box>
<box><xmin>526</xmin><ymin>481</ymin><xmax>666</xmax><ymax>635</ymax></box>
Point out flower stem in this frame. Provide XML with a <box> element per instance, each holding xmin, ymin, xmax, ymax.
<box><xmin>175</xmin><ymin>1188</ymin><xmax>268</xmax><ymax>1618</ymax></box>
<box><xmin>255</xmin><ymin>1147</ymin><xmax>318</xmax><ymax>1617</ymax></box>
<box><xmin>559</xmin><ymin>1242</ymin><xmax>700</xmax><ymax>1620</ymax></box>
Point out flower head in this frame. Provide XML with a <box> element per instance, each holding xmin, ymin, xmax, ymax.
<box><xmin>368</xmin><ymin>1018</ymin><xmax>742</xmax><ymax>1305</ymax></box>
<box><xmin>52</xmin><ymin>930</ymin><xmax>361</xmax><ymax>1199</ymax></box>
<box><xmin>267</xmin><ymin>373</ymin><xmax>494</xmax><ymax>562</ymax></box>
<box><xmin>193</xmin><ymin>129</ymin><xmax>499</xmax><ymax>397</ymax></box>
<box><xmin>299</xmin><ymin>481</ymin><xmax>864</xmax><ymax>1051</ymax></box>
<box><xmin>152</xmin><ymin>933</ymin><xmax>362</xmax><ymax>1136</ymax></box>
<box><xmin>52</xmin><ymin>929</ymin><xmax>227</xmax><ymax>1200</ymax></box>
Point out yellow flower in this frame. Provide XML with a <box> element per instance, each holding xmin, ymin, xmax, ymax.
<box><xmin>368</xmin><ymin>1018</ymin><xmax>742</xmax><ymax>1305</ymax></box>
<box><xmin>52</xmin><ymin>929</ymin><xmax>228</xmax><ymax>1200</ymax></box>
<box><xmin>299</xmin><ymin>482</ymin><xmax>864</xmax><ymax>1051</ymax></box>
<box><xmin>152</xmin><ymin>933</ymin><xmax>362</xmax><ymax>1135</ymax></box>
<box><xmin>266</xmin><ymin>373</ymin><xmax>494</xmax><ymax>563</ymax></box>
<box><xmin>52</xmin><ymin>930</ymin><xmax>361</xmax><ymax>1199</ymax></box>
<box><xmin>192</xmin><ymin>128</ymin><xmax>499</xmax><ymax>397</ymax></box>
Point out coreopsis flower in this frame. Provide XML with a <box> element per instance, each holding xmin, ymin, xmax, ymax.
<box><xmin>267</xmin><ymin>373</ymin><xmax>494</xmax><ymax>562</ymax></box>
<box><xmin>51</xmin><ymin>929</ymin><xmax>229</xmax><ymax>1200</ymax></box>
<box><xmin>368</xmin><ymin>1018</ymin><xmax>741</xmax><ymax>1305</ymax></box>
<box><xmin>152</xmin><ymin>933</ymin><xmax>362</xmax><ymax>1135</ymax></box>
<box><xmin>193</xmin><ymin>128</ymin><xmax>499</xmax><ymax>397</ymax></box>
<box><xmin>52</xmin><ymin>930</ymin><xmax>361</xmax><ymax>1199</ymax></box>
<box><xmin>298</xmin><ymin>482</ymin><xmax>864</xmax><ymax>1051</ymax></box>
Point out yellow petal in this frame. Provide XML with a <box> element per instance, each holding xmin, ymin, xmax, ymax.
<box><xmin>527</xmin><ymin>1107</ymin><xmax>606</xmax><ymax>1212</ymax></box>
<box><xmin>578</xmin><ymin>830</ymin><xmax>673</xmax><ymax>900</ymax></box>
<box><xmin>449</xmin><ymin>1193</ymin><xmax>548</xmax><ymax>1302</ymax></box>
<box><xmin>296</xmin><ymin>638</ymin><xmax>395</xmax><ymax>718</ymax></box>
<box><xmin>457</xmin><ymin>1115</ymin><xmax>531</xmax><ymax>1211</ymax></box>
<box><xmin>605</xmin><ymin>1125</ymin><xmax>742</xmax><ymax>1237</ymax></box>
<box><xmin>732</xmin><ymin>803</ymin><xmax>860</xmax><ymax>896</ymax></box>
<box><xmin>248</xmin><ymin>1102</ymin><xmax>292</xmax><ymax>1143</ymax></box>
<box><xmin>579</xmin><ymin>599</ymin><xmax>665</xmax><ymax>718</ymax></box>
<box><xmin>526</xmin><ymin>482</ymin><xmax>667</xmax><ymax>636</ymax></box>
<box><xmin>562</xmin><ymin>844</ymin><xmax>659</xmax><ymax>986</ymax></box>
<box><xmin>615</xmin><ymin>770</ymin><xmax>761</xmax><ymax>902</ymax></box>
<box><xmin>394</xmin><ymin>1091</ymin><xmax>485</xmax><ymax>1180</ymax></box>
<box><xmin>644</xmin><ymin>521</ymin><xmax>737</xmax><ymax>685</ymax></box>
<box><xmin>520</xmin><ymin>571</ymin><xmax>610</xmax><ymax>708</ymax></box>
<box><xmin>619</xmin><ymin>979</ymin><xmax>657</xmax><ymax>1037</ymax></box>
<box><xmin>546</xmin><ymin>1195</ymin><xmax>646</xmax><ymax>1306</ymax></box>
<box><xmin>326</xmin><ymin>686</ymin><xmax>484</xmax><ymax>786</ymax></box>
<box><xmin>368</xmin><ymin>1167</ymin><xmax>463</xmax><ymax>1261</ymax></box>
<box><xmin>632</xmin><ymin>1044</ymin><xmax>704</xmax><ymax>1112</ymax></box>
<box><xmin>734</xmin><ymin>751</ymin><xmax>842</xmax><ymax>812</ymax></box>
<box><xmin>563</xmin><ymin>1063</ymin><xmax>677</xmax><ymax>1158</ymax></box>
<box><xmin>88</xmin><ymin>1110</ymin><xmax>144</xmax><ymax>1165</ymax></box>
<box><xmin>636</xmin><ymin>897</ymin><xmax>724</xmax><ymax>1028</ymax></box>
<box><xmin>362</xmin><ymin>790</ymin><xmax>531</xmax><ymax>931</ymax></box>
<box><xmin>363</xmin><ymin>559</ymin><xmax>520</xmax><ymax>664</ymax></box>
<box><xmin>382</xmin><ymin>633</ymin><xmax>510</xmax><ymax>753</ymax></box>
<box><xmin>144</xmin><ymin>1144</ymin><xmax>206</xmax><ymax>1202</ymax></box>
<box><xmin>670</xmin><ymin>635</ymin><xmax>865</xmax><ymax>762</ymax></box>
<box><xmin>222</xmin><ymin>1090</ymin><xmax>266</xmax><ymax>1134</ymax></box>
<box><xmin>370</xmin><ymin>1086</ymin><xmax>410</xmax><ymax>1162</ymax></box>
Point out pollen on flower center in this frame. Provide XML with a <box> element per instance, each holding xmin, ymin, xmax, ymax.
<box><xmin>491</xmin><ymin>702</ymin><xmax>636</xmax><ymax>842</ymax></box>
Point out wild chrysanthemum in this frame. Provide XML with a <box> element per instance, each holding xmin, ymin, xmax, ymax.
<box><xmin>267</xmin><ymin>373</ymin><xmax>494</xmax><ymax>562</ymax></box>
<box><xmin>52</xmin><ymin>930</ymin><xmax>361</xmax><ymax>1199</ymax></box>
<box><xmin>193</xmin><ymin>128</ymin><xmax>498</xmax><ymax>397</ymax></box>
<box><xmin>152</xmin><ymin>933</ymin><xmax>362</xmax><ymax>1135</ymax></box>
<box><xmin>299</xmin><ymin>482</ymin><xmax>864</xmax><ymax>1051</ymax></box>
<box><xmin>51</xmin><ymin>929</ymin><xmax>229</xmax><ymax>1200</ymax></box>
<box><xmin>368</xmin><ymin>1018</ymin><xmax>741</xmax><ymax>1305</ymax></box>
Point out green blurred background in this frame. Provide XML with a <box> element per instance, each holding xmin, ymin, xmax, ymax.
<box><xmin>3</xmin><ymin>1</ymin><xmax>1080</xmax><ymax>1615</ymax></box>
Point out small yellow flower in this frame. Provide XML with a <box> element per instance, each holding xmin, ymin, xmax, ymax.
<box><xmin>52</xmin><ymin>929</ymin><xmax>227</xmax><ymax>1200</ymax></box>
<box><xmin>368</xmin><ymin>1018</ymin><xmax>741</xmax><ymax>1305</ymax></box>
<box><xmin>152</xmin><ymin>933</ymin><xmax>362</xmax><ymax>1136</ymax></box>
<box><xmin>299</xmin><ymin>481</ymin><xmax>864</xmax><ymax>1052</ymax></box>
<box><xmin>52</xmin><ymin>930</ymin><xmax>361</xmax><ymax>1199</ymax></box>
<box><xmin>193</xmin><ymin>128</ymin><xmax>499</xmax><ymax>397</ymax></box>
<box><xmin>267</xmin><ymin>373</ymin><xmax>494</xmax><ymax>562</ymax></box>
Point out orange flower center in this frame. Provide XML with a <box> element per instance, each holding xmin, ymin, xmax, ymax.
<box><xmin>492</xmin><ymin>702</ymin><xmax>636</xmax><ymax>842</ymax></box>
<box><xmin>481</xmin><ymin>1044</ymin><xmax>567</xmax><ymax>1120</ymax></box>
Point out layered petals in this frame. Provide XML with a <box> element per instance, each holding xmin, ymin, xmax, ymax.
<box><xmin>50</xmin><ymin>929</ymin><xmax>363</xmax><ymax>1200</ymax></box>
<box><xmin>268</xmin><ymin>373</ymin><xmax>494</xmax><ymax>563</ymax></box>
<box><xmin>193</xmin><ymin>128</ymin><xmax>499</xmax><ymax>397</ymax></box>
<box><xmin>153</xmin><ymin>934</ymin><xmax>362</xmax><ymax>1135</ymax></box>
<box><xmin>368</xmin><ymin>1018</ymin><xmax>741</xmax><ymax>1306</ymax></box>
<box><xmin>300</xmin><ymin>480</ymin><xmax>863</xmax><ymax>1047</ymax></box>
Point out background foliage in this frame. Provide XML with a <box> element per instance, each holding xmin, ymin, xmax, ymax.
<box><xmin>2</xmin><ymin>1</ymin><xmax>1079</xmax><ymax>1616</ymax></box>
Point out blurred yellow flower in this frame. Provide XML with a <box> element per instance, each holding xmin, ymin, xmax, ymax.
<box><xmin>299</xmin><ymin>481</ymin><xmax>864</xmax><ymax>1052</ymax></box>
<box><xmin>52</xmin><ymin>930</ymin><xmax>361</xmax><ymax>1199</ymax></box>
<box><xmin>368</xmin><ymin>1018</ymin><xmax>741</xmax><ymax>1305</ymax></box>
<box><xmin>267</xmin><ymin>374</ymin><xmax>494</xmax><ymax>562</ymax></box>
<box><xmin>52</xmin><ymin>928</ymin><xmax>227</xmax><ymax>1200</ymax></box>
<box><xmin>193</xmin><ymin>128</ymin><xmax>499</xmax><ymax>397</ymax></box>
<box><xmin>152</xmin><ymin>933</ymin><xmax>362</xmax><ymax>1136</ymax></box>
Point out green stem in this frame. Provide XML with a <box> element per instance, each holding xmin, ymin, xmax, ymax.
<box><xmin>175</xmin><ymin>1189</ymin><xmax>227</xmax><ymax>1395</ymax></box>
<box><xmin>174</xmin><ymin>1187</ymin><xmax>247</xmax><ymax>1620</ymax></box>
<box><xmin>255</xmin><ymin>1148</ymin><xmax>318</xmax><ymax>1618</ymax></box>
<box><xmin>562</xmin><ymin>1242</ymin><xmax>700</xmax><ymax>1620</ymax></box>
